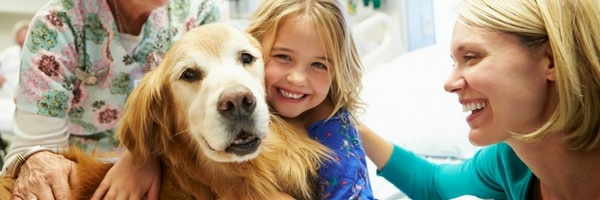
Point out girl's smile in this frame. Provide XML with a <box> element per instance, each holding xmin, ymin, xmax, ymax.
<box><xmin>263</xmin><ymin>16</ymin><xmax>332</xmax><ymax>119</ymax></box>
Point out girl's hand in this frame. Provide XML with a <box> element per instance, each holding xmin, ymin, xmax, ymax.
<box><xmin>91</xmin><ymin>150</ymin><xmax>161</xmax><ymax>200</ymax></box>
<box><xmin>11</xmin><ymin>151</ymin><xmax>75</xmax><ymax>200</ymax></box>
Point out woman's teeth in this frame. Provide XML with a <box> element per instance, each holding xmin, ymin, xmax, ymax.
<box><xmin>463</xmin><ymin>102</ymin><xmax>487</xmax><ymax>113</ymax></box>
<box><xmin>279</xmin><ymin>89</ymin><xmax>304</xmax><ymax>100</ymax></box>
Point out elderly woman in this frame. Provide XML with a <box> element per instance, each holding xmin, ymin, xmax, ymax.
<box><xmin>2</xmin><ymin>0</ymin><xmax>222</xmax><ymax>199</ymax></box>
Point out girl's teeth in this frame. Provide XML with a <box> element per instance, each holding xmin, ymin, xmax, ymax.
<box><xmin>279</xmin><ymin>89</ymin><xmax>303</xmax><ymax>99</ymax></box>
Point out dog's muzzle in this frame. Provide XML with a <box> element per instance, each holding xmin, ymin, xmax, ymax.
<box><xmin>218</xmin><ymin>85</ymin><xmax>262</xmax><ymax>156</ymax></box>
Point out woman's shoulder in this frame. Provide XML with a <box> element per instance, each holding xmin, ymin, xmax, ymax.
<box><xmin>474</xmin><ymin>143</ymin><xmax>532</xmax><ymax>186</ymax></box>
<box><xmin>475</xmin><ymin>143</ymin><xmax>524</xmax><ymax>166</ymax></box>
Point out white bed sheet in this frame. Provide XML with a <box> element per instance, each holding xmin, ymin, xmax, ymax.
<box><xmin>359</xmin><ymin>44</ymin><xmax>480</xmax><ymax>199</ymax></box>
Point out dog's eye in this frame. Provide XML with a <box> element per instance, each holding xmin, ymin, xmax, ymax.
<box><xmin>180</xmin><ymin>68</ymin><xmax>202</xmax><ymax>81</ymax></box>
<box><xmin>240</xmin><ymin>53</ymin><xmax>255</xmax><ymax>65</ymax></box>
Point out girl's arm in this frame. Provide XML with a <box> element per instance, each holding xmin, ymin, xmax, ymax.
<box><xmin>91</xmin><ymin>150</ymin><xmax>161</xmax><ymax>200</ymax></box>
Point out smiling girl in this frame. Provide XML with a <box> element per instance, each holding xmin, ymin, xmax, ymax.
<box><xmin>247</xmin><ymin>0</ymin><xmax>373</xmax><ymax>199</ymax></box>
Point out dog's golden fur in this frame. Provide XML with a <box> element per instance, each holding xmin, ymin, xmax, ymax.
<box><xmin>0</xmin><ymin>24</ymin><xmax>330</xmax><ymax>200</ymax></box>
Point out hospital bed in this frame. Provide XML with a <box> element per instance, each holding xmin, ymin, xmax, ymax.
<box><xmin>354</xmin><ymin>12</ymin><xmax>480</xmax><ymax>199</ymax></box>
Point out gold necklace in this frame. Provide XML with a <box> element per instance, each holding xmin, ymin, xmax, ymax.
<box><xmin>113</xmin><ymin>0</ymin><xmax>130</xmax><ymax>34</ymax></box>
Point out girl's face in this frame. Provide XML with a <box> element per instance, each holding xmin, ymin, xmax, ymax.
<box><xmin>445</xmin><ymin>22</ymin><xmax>556</xmax><ymax>146</ymax></box>
<box><xmin>263</xmin><ymin>17</ymin><xmax>332</xmax><ymax>119</ymax></box>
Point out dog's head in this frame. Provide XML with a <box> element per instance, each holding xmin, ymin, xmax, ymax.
<box><xmin>118</xmin><ymin>24</ymin><xmax>269</xmax><ymax>164</ymax></box>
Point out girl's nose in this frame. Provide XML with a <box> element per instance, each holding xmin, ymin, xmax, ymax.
<box><xmin>286</xmin><ymin>66</ymin><xmax>308</xmax><ymax>86</ymax></box>
<box><xmin>444</xmin><ymin>68</ymin><xmax>465</xmax><ymax>93</ymax></box>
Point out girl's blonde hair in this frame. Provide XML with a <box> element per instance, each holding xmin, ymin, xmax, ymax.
<box><xmin>247</xmin><ymin>0</ymin><xmax>364</xmax><ymax>118</ymax></box>
<box><xmin>458</xmin><ymin>0</ymin><xmax>600</xmax><ymax>151</ymax></box>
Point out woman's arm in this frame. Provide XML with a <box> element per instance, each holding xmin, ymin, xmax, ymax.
<box><xmin>357</xmin><ymin>122</ymin><xmax>394</xmax><ymax>170</ymax></box>
<box><xmin>4</xmin><ymin>109</ymin><xmax>75</xmax><ymax>199</ymax></box>
<box><xmin>358</xmin><ymin>122</ymin><xmax>512</xmax><ymax>199</ymax></box>
<box><xmin>3</xmin><ymin>109</ymin><xmax>70</xmax><ymax>171</ymax></box>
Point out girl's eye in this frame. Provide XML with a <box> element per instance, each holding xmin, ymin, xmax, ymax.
<box><xmin>312</xmin><ymin>62</ymin><xmax>327</xmax><ymax>69</ymax></box>
<box><xmin>274</xmin><ymin>54</ymin><xmax>291</xmax><ymax>61</ymax></box>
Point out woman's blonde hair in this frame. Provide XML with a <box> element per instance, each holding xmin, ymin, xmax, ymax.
<box><xmin>458</xmin><ymin>0</ymin><xmax>600</xmax><ymax>151</ymax></box>
<box><xmin>246</xmin><ymin>0</ymin><xmax>364</xmax><ymax>118</ymax></box>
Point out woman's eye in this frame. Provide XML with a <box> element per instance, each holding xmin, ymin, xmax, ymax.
<box><xmin>240</xmin><ymin>53</ymin><xmax>255</xmax><ymax>64</ymax></box>
<box><xmin>463</xmin><ymin>54</ymin><xmax>477</xmax><ymax>62</ymax></box>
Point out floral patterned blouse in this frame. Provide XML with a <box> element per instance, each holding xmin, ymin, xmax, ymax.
<box><xmin>16</xmin><ymin>0</ymin><xmax>221</xmax><ymax>154</ymax></box>
<box><xmin>308</xmin><ymin>109</ymin><xmax>374</xmax><ymax>199</ymax></box>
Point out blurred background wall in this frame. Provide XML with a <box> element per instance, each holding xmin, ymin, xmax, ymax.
<box><xmin>0</xmin><ymin>0</ymin><xmax>47</xmax><ymax>49</ymax></box>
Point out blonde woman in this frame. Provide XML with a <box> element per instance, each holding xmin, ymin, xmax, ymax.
<box><xmin>360</xmin><ymin>0</ymin><xmax>600</xmax><ymax>199</ymax></box>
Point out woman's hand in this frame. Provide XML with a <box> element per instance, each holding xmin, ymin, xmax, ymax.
<box><xmin>11</xmin><ymin>151</ymin><xmax>76</xmax><ymax>200</ymax></box>
<box><xmin>91</xmin><ymin>150</ymin><xmax>161</xmax><ymax>200</ymax></box>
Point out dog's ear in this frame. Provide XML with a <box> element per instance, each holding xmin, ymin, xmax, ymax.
<box><xmin>117</xmin><ymin>68</ymin><xmax>172</xmax><ymax>165</ymax></box>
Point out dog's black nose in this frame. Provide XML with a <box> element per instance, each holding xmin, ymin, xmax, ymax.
<box><xmin>218</xmin><ymin>85</ymin><xmax>256</xmax><ymax>119</ymax></box>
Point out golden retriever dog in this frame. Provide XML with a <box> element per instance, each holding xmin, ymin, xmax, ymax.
<box><xmin>0</xmin><ymin>23</ymin><xmax>330</xmax><ymax>200</ymax></box>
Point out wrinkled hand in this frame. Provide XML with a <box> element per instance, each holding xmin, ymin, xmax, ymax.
<box><xmin>11</xmin><ymin>151</ymin><xmax>76</xmax><ymax>200</ymax></box>
<box><xmin>91</xmin><ymin>151</ymin><xmax>161</xmax><ymax>200</ymax></box>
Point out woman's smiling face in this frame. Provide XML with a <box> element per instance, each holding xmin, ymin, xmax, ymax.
<box><xmin>444</xmin><ymin>21</ymin><xmax>556</xmax><ymax>146</ymax></box>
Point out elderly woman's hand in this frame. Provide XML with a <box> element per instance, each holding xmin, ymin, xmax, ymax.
<box><xmin>11</xmin><ymin>151</ymin><xmax>76</xmax><ymax>200</ymax></box>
